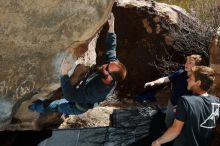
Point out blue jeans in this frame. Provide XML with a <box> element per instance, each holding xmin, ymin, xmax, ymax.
<box><xmin>29</xmin><ymin>99</ymin><xmax>83</xmax><ymax>115</ymax></box>
<box><xmin>48</xmin><ymin>99</ymin><xmax>83</xmax><ymax>115</ymax></box>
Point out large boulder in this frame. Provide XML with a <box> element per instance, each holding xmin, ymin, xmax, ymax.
<box><xmin>209</xmin><ymin>27</ymin><xmax>220</xmax><ymax>146</ymax></box>
<box><xmin>210</xmin><ymin>27</ymin><xmax>220</xmax><ymax>97</ymax></box>
<box><xmin>0</xmin><ymin>0</ymin><xmax>115</xmax><ymax>129</ymax></box>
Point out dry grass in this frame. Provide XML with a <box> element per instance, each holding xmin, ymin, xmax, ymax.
<box><xmin>158</xmin><ymin>0</ymin><xmax>220</xmax><ymax>28</ymax></box>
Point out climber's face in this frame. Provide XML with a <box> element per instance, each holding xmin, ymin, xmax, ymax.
<box><xmin>100</xmin><ymin>63</ymin><xmax>114</xmax><ymax>80</ymax></box>
<box><xmin>97</xmin><ymin>63</ymin><xmax>115</xmax><ymax>83</ymax></box>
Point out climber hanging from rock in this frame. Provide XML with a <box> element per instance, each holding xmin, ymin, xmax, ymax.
<box><xmin>28</xmin><ymin>13</ymin><xmax>127</xmax><ymax>116</ymax></box>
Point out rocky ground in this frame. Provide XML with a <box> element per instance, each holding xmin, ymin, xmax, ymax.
<box><xmin>57</xmin><ymin>92</ymin><xmax>141</xmax><ymax>129</ymax></box>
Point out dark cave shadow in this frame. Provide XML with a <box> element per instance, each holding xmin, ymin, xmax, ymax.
<box><xmin>0</xmin><ymin>130</ymin><xmax>52</xmax><ymax>146</ymax></box>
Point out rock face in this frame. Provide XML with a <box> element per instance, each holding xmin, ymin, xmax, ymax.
<box><xmin>210</xmin><ymin>27</ymin><xmax>220</xmax><ymax>97</ymax></box>
<box><xmin>0</xmin><ymin>0</ymin><xmax>114</xmax><ymax>129</ymax></box>
<box><xmin>209</xmin><ymin>27</ymin><xmax>220</xmax><ymax>146</ymax></box>
<box><xmin>0</xmin><ymin>0</ymin><xmax>213</xmax><ymax>130</ymax></box>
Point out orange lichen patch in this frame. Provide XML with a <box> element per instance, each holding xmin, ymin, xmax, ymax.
<box><xmin>156</xmin><ymin>24</ymin><xmax>161</xmax><ymax>34</ymax></box>
<box><xmin>69</xmin><ymin>43</ymin><xmax>88</xmax><ymax>58</ymax></box>
<box><xmin>142</xmin><ymin>18</ymin><xmax>153</xmax><ymax>34</ymax></box>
